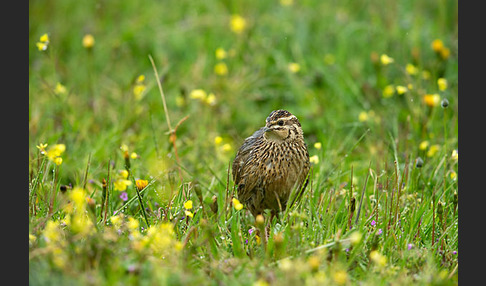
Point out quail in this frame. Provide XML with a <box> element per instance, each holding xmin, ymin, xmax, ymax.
<box><xmin>232</xmin><ymin>110</ymin><xmax>310</xmax><ymax>220</ymax></box>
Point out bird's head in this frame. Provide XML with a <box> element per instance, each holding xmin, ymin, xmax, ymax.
<box><xmin>263</xmin><ymin>110</ymin><xmax>304</xmax><ymax>142</ymax></box>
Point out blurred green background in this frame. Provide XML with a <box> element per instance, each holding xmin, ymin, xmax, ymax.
<box><xmin>29</xmin><ymin>0</ymin><xmax>457</xmax><ymax>186</ymax></box>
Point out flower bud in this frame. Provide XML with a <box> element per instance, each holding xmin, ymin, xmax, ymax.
<box><xmin>415</xmin><ymin>157</ymin><xmax>424</xmax><ymax>168</ymax></box>
<box><xmin>210</xmin><ymin>195</ymin><xmax>218</xmax><ymax>214</ymax></box>
<box><xmin>441</xmin><ymin>98</ymin><xmax>449</xmax><ymax>108</ymax></box>
<box><xmin>255</xmin><ymin>214</ymin><xmax>264</xmax><ymax>226</ymax></box>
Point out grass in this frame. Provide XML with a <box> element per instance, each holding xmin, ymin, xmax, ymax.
<box><xmin>29</xmin><ymin>0</ymin><xmax>458</xmax><ymax>285</ymax></box>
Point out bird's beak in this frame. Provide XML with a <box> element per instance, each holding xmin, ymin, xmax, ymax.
<box><xmin>263</xmin><ymin>127</ymin><xmax>272</xmax><ymax>132</ymax></box>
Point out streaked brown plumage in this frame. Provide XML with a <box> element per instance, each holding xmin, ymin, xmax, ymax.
<box><xmin>232</xmin><ymin>110</ymin><xmax>310</xmax><ymax>219</ymax></box>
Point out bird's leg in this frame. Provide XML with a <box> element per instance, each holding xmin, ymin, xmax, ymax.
<box><xmin>270</xmin><ymin>209</ymin><xmax>278</xmax><ymax>225</ymax></box>
<box><xmin>264</xmin><ymin>210</ymin><xmax>280</xmax><ymax>240</ymax></box>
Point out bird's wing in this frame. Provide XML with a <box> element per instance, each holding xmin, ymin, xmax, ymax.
<box><xmin>232</xmin><ymin>127</ymin><xmax>266</xmax><ymax>189</ymax></box>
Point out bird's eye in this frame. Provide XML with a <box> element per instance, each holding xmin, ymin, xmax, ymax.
<box><xmin>277</xmin><ymin>120</ymin><xmax>284</xmax><ymax>126</ymax></box>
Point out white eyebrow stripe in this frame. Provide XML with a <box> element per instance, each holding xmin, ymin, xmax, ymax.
<box><xmin>271</xmin><ymin>115</ymin><xmax>297</xmax><ymax>122</ymax></box>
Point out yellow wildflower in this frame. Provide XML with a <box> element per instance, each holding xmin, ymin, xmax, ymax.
<box><xmin>278</xmin><ymin>258</ymin><xmax>293</xmax><ymax>271</ymax></box>
<box><xmin>135</xmin><ymin>179</ymin><xmax>148</xmax><ymax>191</ymax></box>
<box><xmin>70</xmin><ymin>187</ymin><xmax>87</xmax><ymax>209</ymax></box>
<box><xmin>431</xmin><ymin>39</ymin><xmax>444</xmax><ymax>52</ymax></box>
<box><xmin>288</xmin><ymin>62</ymin><xmax>301</xmax><ymax>73</ymax></box>
<box><xmin>55</xmin><ymin>144</ymin><xmax>66</xmax><ymax>153</ymax></box>
<box><xmin>185</xmin><ymin>210</ymin><xmax>194</xmax><ymax>218</ymax></box>
<box><xmin>53</xmin><ymin>157</ymin><xmax>63</xmax><ymax>166</ymax></box>
<box><xmin>232</xmin><ymin>198</ymin><xmax>243</xmax><ymax>210</ymax></box>
<box><xmin>190</xmin><ymin>89</ymin><xmax>207</xmax><ymax>100</ymax></box>
<box><xmin>382</xmin><ymin>85</ymin><xmax>395</xmax><ymax>98</ymax></box>
<box><xmin>214</xmin><ymin>136</ymin><xmax>223</xmax><ymax>145</ymax></box>
<box><xmin>43</xmin><ymin>220</ymin><xmax>62</xmax><ymax>244</ymax></box>
<box><xmin>427</xmin><ymin>144</ymin><xmax>441</xmax><ymax>157</ymax></box>
<box><xmin>36</xmin><ymin>33</ymin><xmax>49</xmax><ymax>51</ymax></box>
<box><xmin>63</xmin><ymin>201</ymin><xmax>74</xmax><ymax>214</ymax></box>
<box><xmin>114</xmin><ymin>179</ymin><xmax>132</xmax><ymax>191</ymax></box>
<box><xmin>46</xmin><ymin>144</ymin><xmax>66</xmax><ymax>165</ymax></box>
<box><xmin>451</xmin><ymin>149</ymin><xmax>458</xmax><ymax>161</ymax></box>
<box><xmin>54</xmin><ymin>82</ymin><xmax>67</xmax><ymax>95</ymax></box>
<box><xmin>405</xmin><ymin>63</ymin><xmax>418</xmax><ymax>75</ymax></box>
<box><xmin>133</xmin><ymin>75</ymin><xmax>147</xmax><ymax>100</ymax></box>
<box><xmin>308</xmin><ymin>256</ymin><xmax>320</xmax><ymax>272</ymax></box>
<box><xmin>204</xmin><ymin>92</ymin><xmax>217</xmax><ymax>106</ymax></box>
<box><xmin>46</xmin><ymin>144</ymin><xmax>66</xmax><ymax>159</ymax></box>
<box><xmin>230</xmin><ymin>15</ymin><xmax>247</xmax><ymax>34</ymax></box>
<box><xmin>214</xmin><ymin>62</ymin><xmax>228</xmax><ymax>76</ymax></box>
<box><xmin>380</xmin><ymin>54</ymin><xmax>394</xmax><ymax>65</ymax></box>
<box><xmin>36</xmin><ymin>42</ymin><xmax>48</xmax><ymax>51</ymax></box>
<box><xmin>255</xmin><ymin>234</ymin><xmax>261</xmax><ymax>245</ymax></box>
<box><xmin>396</xmin><ymin>85</ymin><xmax>408</xmax><ymax>95</ymax></box>
<box><xmin>174</xmin><ymin>241</ymin><xmax>184</xmax><ymax>252</ymax></box>
<box><xmin>127</xmin><ymin>217</ymin><xmax>140</xmax><ymax>231</ymax></box>
<box><xmin>407</xmin><ymin>83</ymin><xmax>414</xmax><ymax>90</ymax></box>
<box><xmin>82</xmin><ymin>34</ymin><xmax>95</xmax><ymax>49</ymax></box>
<box><xmin>130</xmin><ymin>152</ymin><xmax>138</xmax><ymax>159</ymax></box>
<box><xmin>51</xmin><ymin>247</ymin><xmax>68</xmax><ymax>269</ymax></box>
<box><xmin>110</xmin><ymin>214</ymin><xmax>123</xmax><ymax>228</ymax></box>
<box><xmin>440</xmin><ymin>47</ymin><xmax>450</xmax><ymax>60</ymax></box>
<box><xmin>423</xmin><ymin>94</ymin><xmax>441</xmax><ymax>107</ymax></box>
<box><xmin>419</xmin><ymin>141</ymin><xmax>429</xmax><ymax>151</ymax></box>
<box><xmin>120</xmin><ymin>144</ymin><xmax>129</xmax><ymax>152</ymax></box>
<box><xmin>309</xmin><ymin>155</ymin><xmax>319</xmax><ymax>164</ymax></box>
<box><xmin>253</xmin><ymin>279</ymin><xmax>269</xmax><ymax>286</ymax></box>
<box><xmin>358</xmin><ymin>111</ymin><xmax>369</xmax><ymax>122</ymax></box>
<box><xmin>450</xmin><ymin>171</ymin><xmax>457</xmax><ymax>181</ymax></box>
<box><xmin>40</xmin><ymin>33</ymin><xmax>49</xmax><ymax>43</ymax></box>
<box><xmin>333</xmin><ymin>270</ymin><xmax>348</xmax><ymax>285</ymax></box>
<box><xmin>370</xmin><ymin>250</ymin><xmax>387</xmax><ymax>267</ymax></box>
<box><xmin>133</xmin><ymin>85</ymin><xmax>146</xmax><ymax>100</ymax></box>
<box><xmin>61</xmin><ymin>215</ymin><xmax>71</xmax><ymax>227</ymax></box>
<box><xmin>29</xmin><ymin>234</ymin><xmax>37</xmax><ymax>245</ymax></box>
<box><xmin>184</xmin><ymin>200</ymin><xmax>193</xmax><ymax>210</ymax></box>
<box><xmin>71</xmin><ymin>211</ymin><xmax>94</xmax><ymax>235</ymax></box>
<box><xmin>437</xmin><ymin>78</ymin><xmax>448</xmax><ymax>91</ymax></box>
<box><xmin>222</xmin><ymin>143</ymin><xmax>232</xmax><ymax>152</ymax></box>
<box><xmin>120</xmin><ymin>170</ymin><xmax>129</xmax><ymax>179</ymax></box>
<box><xmin>280</xmin><ymin>0</ymin><xmax>294</xmax><ymax>6</ymax></box>
<box><xmin>431</xmin><ymin>39</ymin><xmax>451</xmax><ymax>59</ymax></box>
<box><xmin>36</xmin><ymin>143</ymin><xmax>48</xmax><ymax>154</ymax></box>
<box><xmin>215</xmin><ymin>48</ymin><xmax>227</xmax><ymax>60</ymax></box>
<box><xmin>314</xmin><ymin>142</ymin><xmax>322</xmax><ymax>150</ymax></box>
<box><xmin>349</xmin><ymin>231</ymin><xmax>362</xmax><ymax>245</ymax></box>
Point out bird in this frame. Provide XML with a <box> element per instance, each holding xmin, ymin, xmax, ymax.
<box><xmin>232</xmin><ymin>109</ymin><xmax>310</xmax><ymax>221</ymax></box>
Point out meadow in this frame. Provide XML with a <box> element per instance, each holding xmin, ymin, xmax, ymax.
<box><xmin>29</xmin><ymin>0</ymin><xmax>458</xmax><ymax>285</ymax></box>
